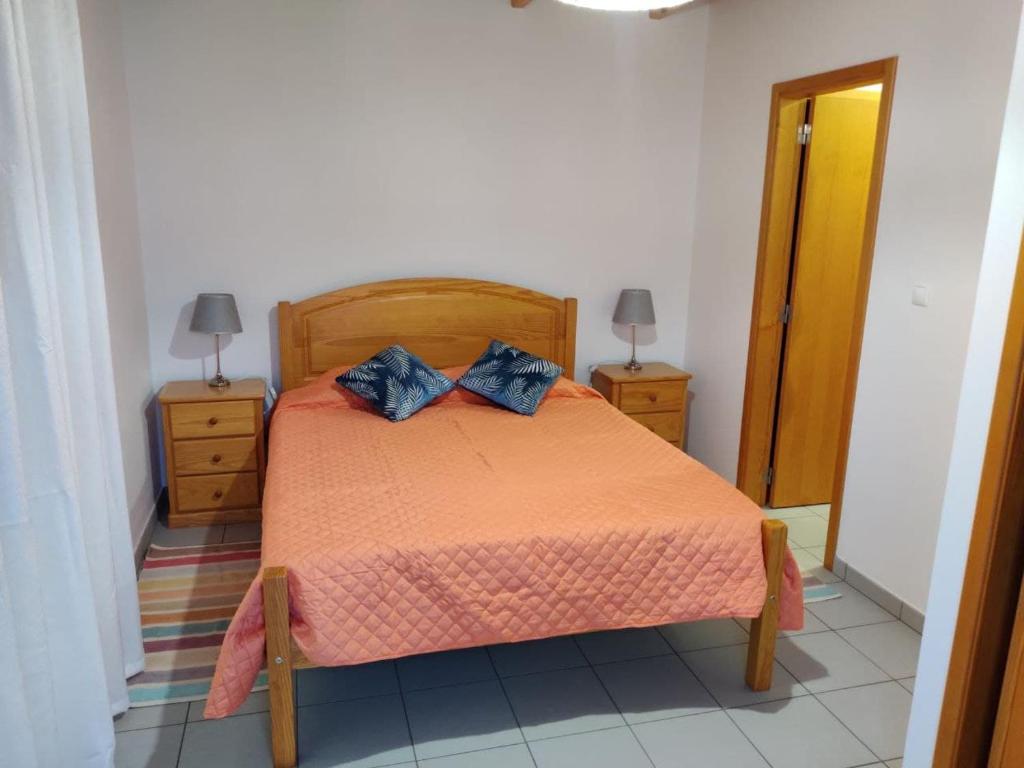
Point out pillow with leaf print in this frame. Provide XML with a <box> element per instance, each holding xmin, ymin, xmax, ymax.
<box><xmin>458</xmin><ymin>340</ymin><xmax>564</xmax><ymax>416</ymax></box>
<box><xmin>336</xmin><ymin>345</ymin><xmax>455</xmax><ymax>422</ymax></box>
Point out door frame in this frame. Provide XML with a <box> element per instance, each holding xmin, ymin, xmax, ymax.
<box><xmin>736</xmin><ymin>57</ymin><xmax>898</xmax><ymax>569</ymax></box>
<box><xmin>934</xmin><ymin>230</ymin><xmax>1024</xmax><ymax>767</ymax></box>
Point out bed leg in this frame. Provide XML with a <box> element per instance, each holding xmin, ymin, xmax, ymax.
<box><xmin>745</xmin><ymin>519</ymin><xmax>787</xmax><ymax>691</ymax></box>
<box><xmin>264</xmin><ymin>566</ymin><xmax>297</xmax><ymax>768</ymax></box>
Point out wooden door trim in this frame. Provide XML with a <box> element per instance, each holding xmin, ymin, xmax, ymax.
<box><xmin>934</xmin><ymin>231</ymin><xmax>1024</xmax><ymax>767</ymax></box>
<box><xmin>736</xmin><ymin>57</ymin><xmax>898</xmax><ymax>572</ymax></box>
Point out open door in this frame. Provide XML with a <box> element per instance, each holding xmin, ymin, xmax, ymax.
<box><xmin>769</xmin><ymin>87</ymin><xmax>882</xmax><ymax>507</ymax></box>
<box><xmin>737</xmin><ymin>58</ymin><xmax>897</xmax><ymax>568</ymax></box>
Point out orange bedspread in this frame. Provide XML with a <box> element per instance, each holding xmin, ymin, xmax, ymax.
<box><xmin>204</xmin><ymin>372</ymin><xmax>802</xmax><ymax>718</ymax></box>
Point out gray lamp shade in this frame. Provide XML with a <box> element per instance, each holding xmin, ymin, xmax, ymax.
<box><xmin>189</xmin><ymin>293</ymin><xmax>242</xmax><ymax>335</ymax></box>
<box><xmin>613</xmin><ymin>289</ymin><xmax>656</xmax><ymax>326</ymax></box>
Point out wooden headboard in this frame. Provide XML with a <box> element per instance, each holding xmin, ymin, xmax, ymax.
<box><xmin>277</xmin><ymin>278</ymin><xmax>578</xmax><ymax>391</ymax></box>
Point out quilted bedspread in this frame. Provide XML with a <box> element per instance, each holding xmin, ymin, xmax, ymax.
<box><xmin>204</xmin><ymin>371</ymin><xmax>803</xmax><ymax>717</ymax></box>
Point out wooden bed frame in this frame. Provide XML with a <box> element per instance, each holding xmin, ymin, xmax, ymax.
<box><xmin>264</xmin><ymin>277</ymin><xmax>788</xmax><ymax>768</ymax></box>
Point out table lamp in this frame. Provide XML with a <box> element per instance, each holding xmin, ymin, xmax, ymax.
<box><xmin>190</xmin><ymin>293</ymin><xmax>242</xmax><ymax>388</ymax></box>
<box><xmin>613</xmin><ymin>289</ymin><xmax>656</xmax><ymax>372</ymax></box>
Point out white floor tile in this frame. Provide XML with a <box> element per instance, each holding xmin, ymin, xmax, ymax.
<box><xmin>404</xmin><ymin>680</ymin><xmax>522</xmax><ymax>760</ymax></box>
<box><xmin>838</xmin><ymin>622</ymin><xmax>921</xmax><ymax>680</ymax></box>
<box><xmin>807</xmin><ymin>504</ymin><xmax>831</xmax><ymax>519</ymax></box>
<box><xmin>297</xmin><ymin>661</ymin><xmax>399</xmax><ymax>706</ymax></box>
<box><xmin>594</xmin><ymin>654</ymin><xmax>718</xmax><ymax>724</ymax></box>
<box><xmin>115</xmin><ymin>703</ymin><xmax>188</xmax><ymax>732</ymax></box>
<box><xmin>397</xmin><ymin>647</ymin><xmax>495</xmax><ymax>692</ymax></box>
<box><xmin>781</xmin><ymin>608</ymin><xmax>830</xmax><ymax>638</ymax></box>
<box><xmin>785</xmin><ymin>516</ymin><xmax>831</xmax><ymax>548</ymax></box>
<box><xmin>187</xmin><ymin>691</ymin><xmax>268</xmax><ymax>722</ymax></box>
<box><xmin>681</xmin><ymin>643</ymin><xmax>807</xmax><ymax>708</ymax></box>
<box><xmin>178</xmin><ymin>712</ymin><xmax>272</xmax><ymax>768</ymax></box>
<box><xmin>807</xmin><ymin>583</ymin><xmax>898</xmax><ymax>629</ymax></box>
<box><xmin>791</xmin><ymin>548</ymin><xmax>823</xmax><ymax>571</ymax></box>
<box><xmin>574</xmin><ymin>627</ymin><xmax>672</xmax><ymax>665</ymax></box>
<box><xmin>774</xmin><ymin>632</ymin><xmax>889</xmax><ymax>693</ymax></box>
<box><xmin>728</xmin><ymin>695</ymin><xmax>876</xmax><ymax>768</ymax></box>
<box><xmin>817</xmin><ymin>681</ymin><xmax>912</xmax><ymax>760</ymax></box>
<box><xmin>529</xmin><ymin>727</ymin><xmax>652</xmax><ymax>768</ymax></box>
<box><xmin>763</xmin><ymin>506</ymin><xmax>819</xmax><ymax>519</ymax></box>
<box><xmin>502</xmin><ymin>667</ymin><xmax>624</xmax><ymax>741</ymax></box>
<box><xmin>659</xmin><ymin>618</ymin><xmax>748</xmax><ymax>653</ymax></box>
<box><xmin>297</xmin><ymin>695</ymin><xmax>415</xmax><ymax>768</ymax></box>
<box><xmin>419</xmin><ymin>744</ymin><xmax>532</xmax><ymax>767</ymax></box>
<box><xmin>634</xmin><ymin>710</ymin><xmax>770</xmax><ymax>768</ymax></box>
<box><xmin>489</xmin><ymin>636</ymin><xmax>587</xmax><ymax>678</ymax></box>
<box><xmin>115</xmin><ymin>724</ymin><xmax>184</xmax><ymax>768</ymax></box>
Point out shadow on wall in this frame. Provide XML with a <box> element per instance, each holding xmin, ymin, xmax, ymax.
<box><xmin>267</xmin><ymin>306</ymin><xmax>280</xmax><ymax>391</ymax></box>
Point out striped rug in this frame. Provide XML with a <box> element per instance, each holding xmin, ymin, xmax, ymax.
<box><xmin>127</xmin><ymin>540</ymin><xmax>267</xmax><ymax>707</ymax></box>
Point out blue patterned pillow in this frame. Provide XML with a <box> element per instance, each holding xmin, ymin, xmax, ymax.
<box><xmin>336</xmin><ymin>345</ymin><xmax>455</xmax><ymax>422</ymax></box>
<box><xmin>458</xmin><ymin>340</ymin><xmax>564</xmax><ymax>415</ymax></box>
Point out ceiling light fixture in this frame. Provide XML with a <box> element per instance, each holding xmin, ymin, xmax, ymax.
<box><xmin>556</xmin><ymin>0</ymin><xmax>692</xmax><ymax>11</ymax></box>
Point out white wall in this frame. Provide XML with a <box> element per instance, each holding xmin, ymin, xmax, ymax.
<box><xmin>78</xmin><ymin>0</ymin><xmax>157</xmax><ymax>553</ymax></box>
<box><xmin>117</xmin><ymin>0</ymin><xmax>709</xmax><ymax>386</ymax></box>
<box><xmin>905</xmin><ymin>6</ymin><xmax>1024</xmax><ymax>763</ymax></box>
<box><xmin>684</xmin><ymin>0</ymin><xmax>1022</xmax><ymax>611</ymax></box>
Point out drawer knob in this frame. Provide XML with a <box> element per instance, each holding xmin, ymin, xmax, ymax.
<box><xmin>648</xmin><ymin>393</ymin><xmax>657</xmax><ymax>402</ymax></box>
<box><xmin>213</xmin><ymin>489</ymin><xmax>223</xmax><ymax>500</ymax></box>
<box><xmin>208</xmin><ymin>416</ymin><xmax>219</xmax><ymax>426</ymax></box>
<box><xmin>211</xmin><ymin>454</ymin><xmax>222</xmax><ymax>464</ymax></box>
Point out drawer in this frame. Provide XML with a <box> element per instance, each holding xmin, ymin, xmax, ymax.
<box><xmin>629</xmin><ymin>411</ymin><xmax>683</xmax><ymax>443</ymax></box>
<box><xmin>619</xmin><ymin>380</ymin><xmax>686</xmax><ymax>414</ymax></box>
<box><xmin>176</xmin><ymin>472</ymin><xmax>259</xmax><ymax>512</ymax></box>
<box><xmin>174</xmin><ymin>436</ymin><xmax>258</xmax><ymax>475</ymax></box>
<box><xmin>170</xmin><ymin>401</ymin><xmax>254</xmax><ymax>439</ymax></box>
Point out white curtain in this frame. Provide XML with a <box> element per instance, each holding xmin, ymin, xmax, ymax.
<box><xmin>0</xmin><ymin>0</ymin><xmax>145</xmax><ymax>766</ymax></box>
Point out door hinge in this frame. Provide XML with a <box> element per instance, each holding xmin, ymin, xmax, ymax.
<box><xmin>780</xmin><ymin>303</ymin><xmax>792</xmax><ymax>324</ymax></box>
<box><xmin>764</xmin><ymin>467</ymin><xmax>774</xmax><ymax>486</ymax></box>
<box><xmin>797</xmin><ymin>123</ymin><xmax>812</xmax><ymax>145</ymax></box>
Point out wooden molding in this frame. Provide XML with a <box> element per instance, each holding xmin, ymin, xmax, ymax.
<box><xmin>511</xmin><ymin>0</ymin><xmax>532</xmax><ymax>7</ymax></box>
<box><xmin>935</xmin><ymin>231</ymin><xmax>1024</xmax><ymax>767</ymax></box>
<box><xmin>735</xmin><ymin>58</ymin><xmax>897</xmax><ymax>575</ymax></box>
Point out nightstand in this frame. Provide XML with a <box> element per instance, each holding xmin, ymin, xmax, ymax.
<box><xmin>591</xmin><ymin>363</ymin><xmax>693</xmax><ymax>449</ymax></box>
<box><xmin>158</xmin><ymin>379</ymin><xmax>266</xmax><ymax>528</ymax></box>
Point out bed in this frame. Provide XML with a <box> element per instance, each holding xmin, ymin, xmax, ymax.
<box><xmin>203</xmin><ymin>277</ymin><xmax>803</xmax><ymax>768</ymax></box>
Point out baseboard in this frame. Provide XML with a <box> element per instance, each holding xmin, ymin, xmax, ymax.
<box><xmin>133</xmin><ymin>488</ymin><xmax>165</xmax><ymax>575</ymax></box>
<box><xmin>834</xmin><ymin>556</ymin><xmax>926</xmax><ymax>633</ymax></box>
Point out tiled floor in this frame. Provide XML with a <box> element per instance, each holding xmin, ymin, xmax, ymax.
<box><xmin>118</xmin><ymin>516</ymin><xmax>919</xmax><ymax>768</ymax></box>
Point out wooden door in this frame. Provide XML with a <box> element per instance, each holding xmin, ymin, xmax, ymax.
<box><xmin>990</xmin><ymin>574</ymin><xmax>1024</xmax><ymax>766</ymax></box>
<box><xmin>769</xmin><ymin>88</ymin><xmax>882</xmax><ymax>507</ymax></box>
<box><xmin>935</xmin><ymin>233</ymin><xmax>1024</xmax><ymax>767</ymax></box>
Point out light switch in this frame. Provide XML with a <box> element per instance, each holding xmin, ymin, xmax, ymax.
<box><xmin>912</xmin><ymin>284</ymin><xmax>930</xmax><ymax>307</ymax></box>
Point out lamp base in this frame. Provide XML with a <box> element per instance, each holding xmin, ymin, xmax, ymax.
<box><xmin>208</xmin><ymin>373</ymin><xmax>231</xmax><ymax>389</ymax></box>
<box><xmin>624</xmin><ymin>360</ymin><xmax>643</xmax><ymax>373</ymax></box>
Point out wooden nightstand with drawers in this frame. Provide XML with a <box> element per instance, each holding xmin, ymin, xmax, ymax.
<box><xmin>158</xmin><ymin>379</ymin><xmax>266</xmax><ymax>528</ymax></box>
<box><xmin>591</xmin><ymin>363</ymin><xmax>693</xmax><ymax>449</ymax></box>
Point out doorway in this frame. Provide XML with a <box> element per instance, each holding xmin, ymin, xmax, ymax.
<box><xmin>737</xmin><ymin>58</ymin><xmax>897</xmax><ymax>568</ymax></box>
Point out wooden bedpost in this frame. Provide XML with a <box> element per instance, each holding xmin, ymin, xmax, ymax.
<box><xmin>746</xmin><ymin>519</ymin><xmax>788</xmax><ymax>691</ymax></box>
<box><xmin>264</xmin><ymin>567</ymin><xmax>297</xmax><ymax>768</ymax></box>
